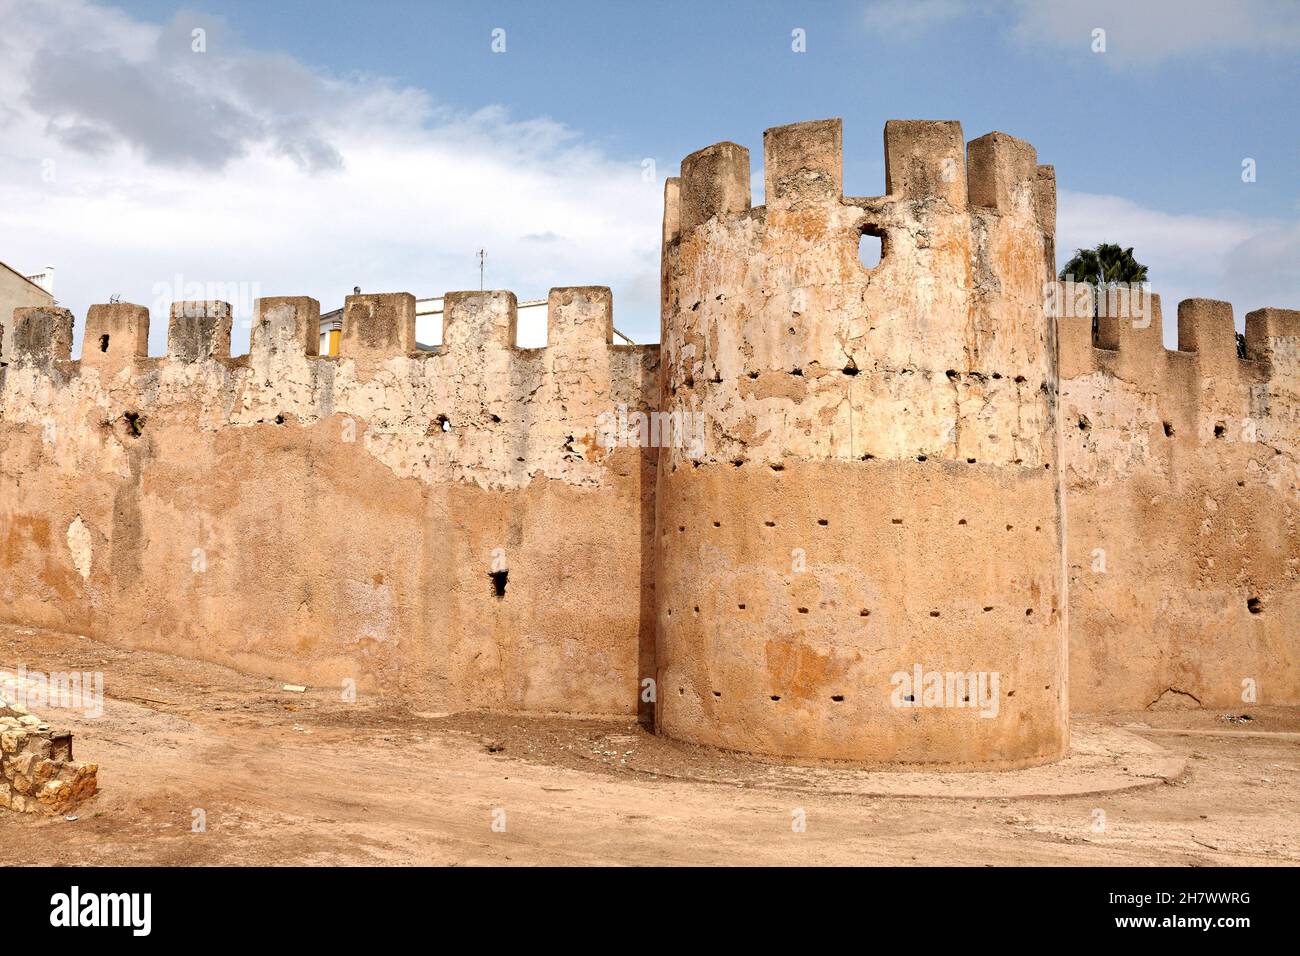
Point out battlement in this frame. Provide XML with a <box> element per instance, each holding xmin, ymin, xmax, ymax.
<box><xmin>660</xmin><ymin>117</ymin><xmax>1056</xmax><ymax>472</ymax></box>
<box><xmin>0</xmin><ymin>285</ymin><xmax>659</xmax><ymax>716</ymax></box>
<box><xmin>1</xmin><ymin>111</ymin><xmax>1294</xmax><ymax>768</ymax></box>
<box><xmin>666</xmin><ymin>118</ymin><xmax>1055</xmax><ymax>242</ymax></box>
<box><xmin>1057</xmin><ymin>286</ymin><xmax>1300</xmax><ymax>396</ymax></box>
<box><xmin>6</xmin><ymin>287</ymin><xmax>643</xmax><ymax>373</ymax></box>
<box><xmin>1060</xmin><ymin>287</ymin><xmax>1299</xmax><ymax>713</ymax></box>
<box><xmin>656</xmin><ymin>118</ymin><xmax>1068</xmax><ymax>766</ymax></box>
<box><xmin>1</xmin><ymin>287</ymin><xmax>658</xmax><ymax>495</ymax></box>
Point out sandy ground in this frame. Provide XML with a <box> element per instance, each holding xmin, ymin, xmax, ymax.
<box><xmin>1</xmin><ymin>623</ymin><xmax>1296</xmax><ymax>866</ymax></box>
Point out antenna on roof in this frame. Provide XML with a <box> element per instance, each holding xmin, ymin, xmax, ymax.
<box><xmin>476</xmin><ymin>248</ymin><xmax>486</xmax><ymax>291</ymax></box>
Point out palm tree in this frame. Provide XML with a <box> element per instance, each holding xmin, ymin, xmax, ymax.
<box><xmin>1059</xmin><ymin>243</ymin><xmax>1149</xmax><ymax>340</ymax></box>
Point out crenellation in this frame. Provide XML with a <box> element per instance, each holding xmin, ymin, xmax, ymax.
<box><xmin>168</xmin><ymin>300</ymin><xmax>232</xmax><ymax>364</ymax></box>
<box><xmin>1245</xmin><ymin>307</ymin><xmax>1300</xmax><ymax>369</ymax></box>
<box><xmin>1063</xmin><ymin>287</ymin><xmax>1299</xmax><ymax>710</ymax></box>
<box><xmin>882</xmin><ymin>119</ymin><xmax>965</xmax><ymax>205</ymax></box>
<box><xmin>342</xmin><ymin>292</ymin><xmax>417</xmax><ymax>370</ymax></box>
<box><xmin>1177</xmin><ymin>298</ymin><xmax>1239</xmax><ymax>376</ymax></box>
<box><xmin>10</xmin><ymin>305</ymin><xmax>74</xmax><ymax>368</ymax></box>
<box><xmin>966</xmin><ymin>131</ymin><xmax>1038</xmax><ymax>214</ymax></box>
<box><xmin>81</xmin><ymin>302</ymin><xmax>149</xmax><ymax>372</ymax></box>
<box><xmin>547</xmin><ymin>286</ymin><xmax>613</xmax><ymax>350</ymax></box>
<box><xmin>442</xmin><ymin>290</ymin><xmax>517</xmax><ymax>354</ymax></box>
<box><xmin>762</xmin><ymin>118</ymin><xmax>843</xmax><ymax>209</ymax></box>
<box><xmin>677</xmin><ymin>141</ymin><xmax>750</xmax><ymax>232</ymax></box>
<box><xmin>251</xmin><ymin>295</ymin><xmax>321</xmax><ymax>361</ymax></box>
<box><xmin>0</xmin><ymin>112</ymin><xmax>1294</xmax><ymax>770</ymax></box>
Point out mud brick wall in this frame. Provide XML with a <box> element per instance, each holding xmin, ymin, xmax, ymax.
<box><xmin>1</xmin><ymin>113</ymin><xmax>1296</xmax><ymax>763</ymax></box>
<box><xmin>1062</xmin><ymin>296</ymin><xmax>1300</xmax><ymax>710</ymax></box>
<box><xmin>655</xmin><ymin>119</ymin><xmax>1067</xmax><ymax>767</ymax></box>
<box><xmin>0</xmin><ymin>289</ymin><xmax>659</xmax><ymax>716</ymax></box>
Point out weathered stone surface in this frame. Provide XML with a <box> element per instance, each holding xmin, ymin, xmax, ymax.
<box><xmin>1061</xmin><ymin>291</ymin><xmax>1299</xmax><ymax>709</ymax></box>
<box><xmin>0</xmin><ymin>113</ymin><xmax>1294</xmax><ymax>770</ymax></box>
<box><xmin>1</xmin><ymin>286</ymin><xmax>659</xmax><ymax>715</ymax></box>
<box><xmin>656</xmin><ymin>119</ymin><xmax>1066</xmax><ymax>767</ymax></box>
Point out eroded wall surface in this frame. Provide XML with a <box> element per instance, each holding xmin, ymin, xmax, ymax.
<box><xmin>0</xmin><ymin>289</ymin><xmax>658</xmax><ymax>715</ymax></box>
<box><xmin>1062</xmin><ymin>296</ymin><xmax>1300</xmax><ymax>710</ymax></box>
<box><xmin>654</xmin><ymin>119</ymin><xmax>1068</xmax><ymax>767</ymax></box>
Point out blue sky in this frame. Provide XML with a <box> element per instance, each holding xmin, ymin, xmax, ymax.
<box><xmin>2</xmin><ymin>0</ymin><xmax>1298</xmax><ymax>350</ymax></box>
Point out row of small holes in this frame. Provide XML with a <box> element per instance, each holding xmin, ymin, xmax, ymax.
<box><xmin>692</xmin><ymin>690</ymin><xmax>849</xmax><ymax>703</ymax></box>
<box><xmin>670</xmin><ymin>605</ymin><xmax>1036</xmax><ymax>618</ymax></box>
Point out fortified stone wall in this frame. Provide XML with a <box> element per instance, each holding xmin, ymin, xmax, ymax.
<box><xmin>0</xmin><ymin>288</ymin><xmax>659</xmax><ymax>716</ymax></box>
<box><xmin>1</xmin><ymin>114</ymin><xmax>1296</xmax><ymax>768</ymax></box>
<box><xmin>654</xmin><ymin>119</ymin><xmax>1068</xmax><ymax>767</ymax></box>
<box><xmin>1061</xmin><ymin>294</ymin><xmax>1300</xmax><ymax>710</ymax></box>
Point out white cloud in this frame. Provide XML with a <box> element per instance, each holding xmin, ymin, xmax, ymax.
<box><xmin>863</xmin><ymin>0</ymin><xmax>1300</xmax><ymax>61</ymax></box>
<box><xmin>1058</xmin><ymin>189</ymin><xmax>1300</xmax><ymax>345</ymax></box>
<box><xmin>862</xmin><ymin>0</ymin><xmax>973</xmax><ymax>37</ymax></box>
<box><xmin>0</xmin><ymin>0</ymin><xmax>665</xmax><ymax>354</ymax></box>
<box><xmin>1010</xmin><ymin>0</ymin><xmax>1300</xmax><ymax>62</ymax></box>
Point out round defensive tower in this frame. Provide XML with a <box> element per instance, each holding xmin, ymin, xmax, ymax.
<box><xmin>654</xmin><ymin>118</ymin><xmax>1068</xmax><ymax>767</ymax></box>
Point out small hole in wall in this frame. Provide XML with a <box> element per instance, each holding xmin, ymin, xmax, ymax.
<box><xmin>122</xmin><ymin>411</ymin><xmax>145</xmax><ymax>437</ymax></box>
<box><xmin>436</xmin><ymin>414</ymin><xmax>451</xmax><ymax>432</ymax></box>
<box><xmin>679</xmin><ymin>687</ymin><xmax>684</xmax><ymax>695</ymax></box>
<box><xmin>1078</xmin><ymin>415</ymin><xmax>1091</xmax><ymax>431</ymax></box>
<box><xmin>712</xmin><ymin>690</ymin><xmax>722</xmax><ymax>698</ymax></box>
<box><xmin>929</xmin><ymin>611</ymin><xmax>940</xmax><ymax>618</ymax></box>
<box><xmin>489</xmin><ymin>569</ymin><xmax>508</xmax><ymax>598</ymax></box>
<box><xmin>713</xmin><ymin>521</ymin><xmax>721</xmax><ymax>527</ymax></box>
<box><xmin>1163</xmin><ymin>421</ymin><xmax>1174</xmax><ymax>437</ymax></box>
<box><xmin>790</xmin><ymin>367</ymin><xmax>803</xmax><ymax>376</ymax></box>
<box><xmin>946</xmin><ymin>369</ymin><xmax>958</xmax><ymax>379</ymax></box>
<box><xmin>858</xmin><ymin>225</ymin><xmax>885</xmax><ymax>270</ymax></box>
<box><xmin>99</xmin><ymin>334</ymin><xmax>110</xmax><ymax>352</ymax></box>
<box><xmin>770</xmin><ymin>463</ymin><xmax>785</xmax><ymax>472</ymax></box>
<box><xmin>764</xmin><ymin>520</ymin><xmax>776</xmax><ymax>527</ymax></box>
<box><xmin>831</xmin><ymin>694</ymin><xmax>845</xmax><ymax>702</ymax></box>
<box><xmin>842</xmin><ymin>364</ymin><xmax>860</xmax><ymax>376</ymax></box>
<box><xmin>817</xmin><ymin>519</ymin><xmax>828</xmax><ymax>526</ymax></box>
<box><xmin>958</xmin><ymin>519</ymin><xmax>967</xmax><ymax>525</ymax></box>
<box><xmin>490</xmin><ymin>414</ymin><xmax>501</xmax><ymax>424</ymax></box>
<box><xmin>1025</xmin><ymin>608</ymin><xmax>1034</xmax><ymax>616</ymax></box>
<box><xmin>983</xmin><ymin>606</ymin><xmax>994</xmax><ymax>612</ymax></box>
<box><xmin>892</xmin><ymin>518</ymin><xmax>903</xmax><ymax>525</ymax></box>
<box><xmin>1247</xmin><ymin>596</ymin><xmax>1263</xmax><ymax>614</ymax></box>
<box><xmin>860</xmin><ymin>609</ymin><xmax>870</xmax><ymax>617</ymax></box>
<box><xmin>770</xmin><ymin>695</ymin><xmax>781</xmax><ymax>702</ymax></box>
<box><xmin>797</xmin><ymin>607</ymin><xmax>809</xmax><ymax>614</ymax></box>
<box><xmin>274</xmin><ymin>413</ymin><xmax>285</xmax><ymax>425</ymax></box>
<box><xmin>738</xmin><ymin>603</ymin><xmax>746</xmax><ymax>610</ymax></box>
<box><xmin>1214</xmin><ymin>423</ymin><xmax>1226</xmax><ymax>438</ymax></box>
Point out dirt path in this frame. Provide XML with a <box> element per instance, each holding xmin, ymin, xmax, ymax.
<box><xmin>1</xmin><ymin>624</ymin><xmax>1296</xmax><ymax>866</ymax></box>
